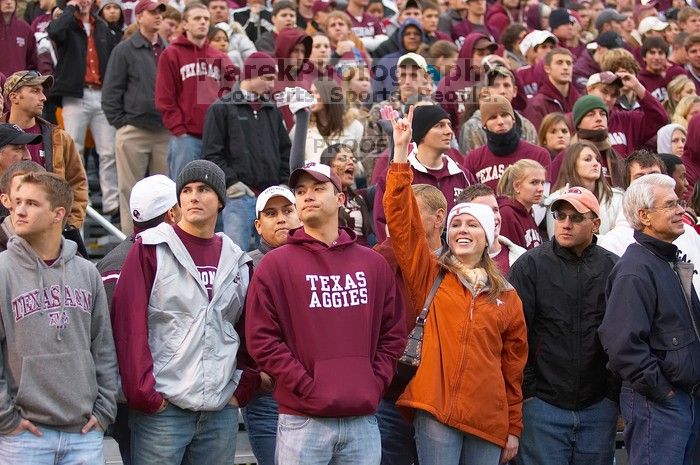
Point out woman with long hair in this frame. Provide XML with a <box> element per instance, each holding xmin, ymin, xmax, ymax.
<box><xmin>340</xmin><ymin>63</ymin><xmax>373</xmax><ymax>111</ymax></box>
<box><xmin>664</xmin><ymin>74</ymin><xmax>696</xmax><ymax>118</ymax></box>
<box><xmin>290</xmin><ymin>79</ymin><xmax>364</xmax><ymax>163</ymax></box>
<box><xmin>538</xmin><ymin>113</ymin><xmax>572</xmax><ymax>159</ymax></box>
<box><xmin>497</xmin><ymin>159</ymin><xmax>547</xmax><ymax>250</ymax></box>
<box><xmin>383</xmin><ymin>105</ymin><xmax>528</xmax><ymax>465</ymax></box>
<box><xmin>672</xmin><ymin>94</ymin><xmax>700</xmax><ymax>128</ymax></box>
<box><xmin>320</xmin><ymin>143</ymin><xmax>374</xmax><ymax>246</ymax></box>
<box><xmin>546</xmin><ymin>141</ymin><xmax>623</xmax><ymax>236</ymax></box>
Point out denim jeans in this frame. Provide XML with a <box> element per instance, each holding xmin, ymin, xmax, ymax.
<box><xmin>242</xmin><ymin>392</ymin><xmax>278</xmax><ymax>465</ymax></box>
<box><xmin>518</xmin><ymin>396</ymin><xmax>618</xmax><ymax>465</ymax></box>
<box><xmin>62</xmin><ymin>89</ymin><xmax>118</xmax><ymax>212</ymax></box>
<box><xmin>0</xmin><ymin>428</ymin><xmax>104</xmax><ymax>464</ymax></box>
<box><xmin>375</xmin><ymin>398</ymin><xmax>417</xmax><ymax>465</ymax></box>
<box><xmin>276</xmin><ymin>414</ymin><xmax>381</xmax><ymax>465</ymax></box>
<box><xmin>620</xmin><ymin>386</ymin><xmax>700</xmax><ymax>465</ymax></box>
<box><xmin>167</xmin><ymin>135</ymin><xmax>202</xmax><ymax>179</ymax></box>
<box><xmin>223</xmin><ymin>195</ymin><xmax>257</xmax><ymax>251</ymax></box>
<box><xmin>414</xmin><ymin>410</ymin><xmax>501</xmax><ymax>465</ymax></box>
<box><xmin>129</xmin><ymin>403</ymin><xmax>237</xmax><ymax>465</ymax></box>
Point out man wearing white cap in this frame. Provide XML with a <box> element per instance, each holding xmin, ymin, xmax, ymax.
<box><xmin>96</xmin><ymin>173</ymin><xmax>179</xmax><ymax>465</ymax></box>
<box><xmin>515</xmin><ymin>30</ymin><xmax>557</xmax><ymax>98</ymax></box>
<box><xmin>242</xmin><ymin>185</ymin><xmax>300</xmax><ymax>465</ymax></box>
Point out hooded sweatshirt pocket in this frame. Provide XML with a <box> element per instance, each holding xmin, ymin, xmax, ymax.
<box><xmin>305</xmin><ymin>356</ymin><xmax>381</xmax><ymax>416</ymax></box>
<box><xmin>15</xmin><ymin>351</ymin><xmax>97</xmax><ymax>427</ymax></box>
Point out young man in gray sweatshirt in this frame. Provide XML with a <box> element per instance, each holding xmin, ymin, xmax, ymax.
<box><xmin>0</xmin><ymin>172</ymin><xmax>118</xmax><ymax>463</ymax></box>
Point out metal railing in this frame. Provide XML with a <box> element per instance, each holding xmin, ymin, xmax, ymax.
<box><xmin>87</xmin><ymin>206</ymin><xmax>126</xmax><ymax>241</ymax></box>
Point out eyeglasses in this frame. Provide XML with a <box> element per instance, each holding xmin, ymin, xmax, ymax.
<box><xmin>552</xmin><ymin>211</ymin><xmax>595</xmax><ymax>223</ymax></box>
<box><xmin>6</xmin><ymin>71</ymin><xmax>42</xmax><ymax>96</ymax></box>
<box><xmin>648</xmin><ymin>199</ymin><xmax>687</xmax><ymax>211</ymax></box>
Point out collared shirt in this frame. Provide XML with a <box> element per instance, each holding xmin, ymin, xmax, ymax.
<box><xmin>83</xmin><ymin>15</ymin><xmax>101</xmax><ymax>87</ymax></box>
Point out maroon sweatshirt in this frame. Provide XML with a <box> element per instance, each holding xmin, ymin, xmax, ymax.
<box><xmin>638</xmin><ymin>65</ymin><xmax>687</xmax><ymax>103</ymax></box>
<box><xmin>517</xmin><ymin>60</ymin><xmax>546</xmax><ymax>98</ymax></box>
<box><xmin>155</xmin><ymin>34</ymin><xmax>236</xmax><ymax>137</ymax></box>
<box><xmin>498</xmin><ymin>196</ymin><xmax>542</xmax><ymax>250</ymax></box>
<box><xmin>0</xmin><ymin>13</ymin><xmax>38</xmax><ymax>76</ymax></box>
<box><xmin>522</xmin><ymin>77</ymin><xmax>580</xmax><ymax>132</ymax></box>
<box><xmin>463</xmin><ymin>140</ymin><xmax>551</xmax><ymax>191</ymax></box>
<box><xmin>111</xmin><ymin>225</ymin><xmax>259</xmax><ymax>413</ymax></box>
<box><xmin>245</xmin><ymin>227</ymin><xmax>406</xmax><ymax>417</ymax></box>
<box><xmin>683</xmin><ymin>113</ymin><xmax>700</xmax><ymax>198</ymax></box>
<box><xmin>373</xmin><ymin>151</ymin><xmax>475</xmax><ymax>242</ymax></box>
<box><xmin>607</xmin><ymin>91</ymin><xmax>668</xmax><ymax>157</ymax></box>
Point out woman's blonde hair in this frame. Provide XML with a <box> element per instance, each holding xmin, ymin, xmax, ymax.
<box><xmin>672</xmin><ymin>95</ymin><xmax>700</xmax><ymax>128</ymax></box>
<box><xmin>496</xmin><ymin>159</ymin><xmax>546</xmax><ymax>197</ymax></box>
<box><xmin>664</xmin><ymin>74</ymin><xmax>694</xmax><ymax>117</ymax></box>
<box><xmin>438</xmin><ymin>248</ymin><xmax>509</xmax><ymax>301</ymax></box>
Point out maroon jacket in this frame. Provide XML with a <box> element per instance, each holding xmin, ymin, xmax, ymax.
<box><xmin>607</xmin><ymin>91</ymin><xmax>668</xmax><ymax>157</ymax></box>
<box><xmin>245</xmin><ymin>227</ymin><xmax>406</xmax><ymax>417</ymax></box>
<box><xmin>485</xmin><ymin>2</ymin><xmax>520</xmax><ymax>42</ymax></box>
<box><xmin>523</xmin><ymin>77</ymin><xmax>580</xmax><ymax>131</ymax></box>
<box><xmin>516</xmin><ymin>60</ymin><xmax>546</xmax><ymax>98</ymax></box>
<box><xmin>0</xmin><ymin>13</ymin><xmax>38</xmax><ymax>76</ymax></box>
<box><xmin>683</xmin><ymin>113</ymin><xmax>700</xmax><ymax>198</ymax></box>
<box><xmin>463</xmin><ymin>140</ymin><xmax>551</xmax><ymax>191</ymax></box>
<box><xmin>498</xmin><ymin>196</ymin><xmax>542</xmax><ymax>250</ymax></box>
<box><xmin>638</xmin><ymin>65</ymin><xmax>687</xmax><ymax>103</ymax></box>
<box><xmin>155</xmin><ymin>34</ymin><xmax>235</xmax><ymax>137</ymax></box>
<box><xmin>374</xmin><ymin>149</ymin><xmax>475</xmax><ymax>242</ymax></box>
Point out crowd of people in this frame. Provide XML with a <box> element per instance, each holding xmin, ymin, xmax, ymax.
<box><xmin>2</xmin><ymin>0</ymin><xmax>700</xmax><ymax>463</ymax></box>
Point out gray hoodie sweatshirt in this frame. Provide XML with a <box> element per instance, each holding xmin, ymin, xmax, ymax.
<box><xmin>0</xmin><ymin>236</ymin><xmax>118</xmax><ymax>434</ymax></box>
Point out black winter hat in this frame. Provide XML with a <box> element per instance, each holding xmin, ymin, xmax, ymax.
<box><xmin>412</xmin><ymin>105</ymin><xmax>450</xmax><ymax>145</ymax></box>
<box><xmin>176</xmin><ymin>160</ymin><xmax>227</xmax><ymax>211</ymax></box>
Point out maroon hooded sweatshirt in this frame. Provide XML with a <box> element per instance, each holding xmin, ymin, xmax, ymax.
<box><xmin>245</xmin><ymin>227</ymin><xmax>406</xmax><ymax>417</ymax></box>
<box><xmin>523</xmin><ymin>76</ymin><xmax>580</xmax><ymax>131</ymax></box>
<box><xmin>485</xmin><ymin>2</ymin><xmax>520</xmax><ymax>42</ymax></box>
<box><xmin>607</xmin><ymin>90</ymin><xmax>668</xmax><ymax>157</ymax></box>
<box><xmin>498</xmin><ymin>196</ymin><xmax>542</xmax><ymax>250</ymax></box>
<box><xmin>273</xmin><ymin>28</ymin><xmax>314</xmax><ymax>129</ymax></box>
<box><xmin>463</xmin><ymin>140</ymin><xmax>551</xmax><ymax>191</ymax></box>
<box><xmin>155</xmin><ymin>33</ymin><xmax>235</xmax><ymax>137</ymax></box>
<box><xmin>683</xmin><ymin>113</ymin><xmax>700</xmax><ymax>199</ymax></box>
<box><xmin>516</xmin><ymin>60</ymin><xmax>547</xmax><ymax>98</ymax></box>
<box><xmin>638</xmin><ymin>65</ymin><xmax>688</xmax><ymax>103</ymax></box>
<box><xmin>0</xmin><ymin>13</ymin><xmax>38</xmax><ymax>76</ymax></box>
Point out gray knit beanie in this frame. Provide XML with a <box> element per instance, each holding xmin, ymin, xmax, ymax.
<box><xmin>176</xmin><ymin>160</ymin><xmax>227</xmax><ymax>211</ymax></box>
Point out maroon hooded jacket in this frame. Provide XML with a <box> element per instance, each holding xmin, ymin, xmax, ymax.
<box><xmin>516</xmin><ymin>60</ymin><xmax>547</xmax><ymax>98</ymax></box>
<box><xmin>245</xmin><ymin>227</ymin><xmax>406</xmax><ymax>417</ymax></box>
<box><xmin>683</xmin><ymin>113</ymin><xmax>700</xmax><ymax>198</ymax></box>
<box><xmin>485</xmin><ymin>2</ymin><xmax>520</xmax><ymax>42</ymax></box>
<box><xmin>607</xmin><ymin>91</ymin><xmax>668</xmax><ymax>157</ymax></box>
<box><xmin>273</xmin><ymin>28</ymin><xmax>315</xmax><ymax>130</ymax></box>
<box><xmin>498</xmin><ymin>196</ymin><xmax>542</xmax><ymax>250</ymax></box>
<box><xmin>523</xmin><ymin>77</ymin><xmax>580</xmax><ymax>131</ymax></box>
<box><xmin>0</xmin><ymin>13</ymin><xmax>38</xmax><ymax>76</ymax></box>
<box><xmin>463</xmin><ymin>140</ymin><xmax>551</xmax><ymax>191</ymax></box>
<box><xmin>155</xmin><ymin>34</ymin><xmax>235</xmax><ymax>138</ymax></box>
<box><xmin>638</xmin><ymin>65</ymin><xmax>688</xmax><ymax>103</ymax></box>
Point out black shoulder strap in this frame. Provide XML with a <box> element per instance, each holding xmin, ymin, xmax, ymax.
<box><xmin>414</xmin><ymin>269</ymin><xmax>446</xmax><ymax>327</ymax></box>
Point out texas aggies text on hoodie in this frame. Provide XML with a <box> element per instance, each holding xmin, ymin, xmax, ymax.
<box><xmin>245</xmin><ymin>227</ymin><xmax>406</xmax><ymax>418</ymax></box>
<box><xmin>155</xmin><ymin>33</ymin><xmax>236</xmax><ymax>138</ymax></box>
<box><xmin>498</xmin><ymin>196</ymin><xmax>543</xmax><ymax>250</ymax></box>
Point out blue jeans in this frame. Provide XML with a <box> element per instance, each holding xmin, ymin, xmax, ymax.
<box><xmin>518</xmin><ymin>396</ymin><xmax>618</xmax><ymax>465</ymax></box>
<box><xmin>276</xmin><ymin>414</ymin><xmax>381</xmax><ymax>465</ymax></box>
<box><xmin>242</xmin><ymin>393</ymin><xmax>278</xmax><ymax>465</ymax></box>
<box><xmin>168</xmin><ymin>135</ymin><xmax>202</xmax><ymax>179</ymax></box>
<box><xmin>621</xmin><ymin>386</ymin><xmax>700</xmax><ymax>465</ymax></box>
<box><xmin>129</xmin><ymin>403</ymin><xmax>237</xmax><ymax>465</ymax></box>
<box><xmin>414</xmin><ymin>410</ymin><xmax>501</xmax><ymax>465</ymax></box>
<box><xmin>0</xmin><ymin>428</ymin><xmax>104</xmax><ymax>464</ymax></box>
<box><xmin>375</xmin><ymin>399</ymin><xmax>417</xmax><ymax>465</ymax></box>
<box><xmin>223</xmin><ymin>195</ymin><xmax>257</xmax><ymax>251</ymax></box>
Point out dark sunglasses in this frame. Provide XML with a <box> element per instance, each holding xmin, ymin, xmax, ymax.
<box><xmin>552</xmin><ymin>211</ymin><xmax>595</xmax><ymax>223</ymax></box>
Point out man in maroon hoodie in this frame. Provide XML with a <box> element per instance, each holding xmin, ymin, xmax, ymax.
<box><xmin>0</xmin><ymin>0</ymin><xmax>38</xmax><ymax>76</ymax></box>
<box><xmin>523</xmin><ymin>47</ymin><xmax>580</xmax><ymax>132</ymax></box>
<box><xmin>155</xmin><ymin>2</ymin><xmax>235</xmax><ymax>178</ymax></box>
<box><xmin>450</xmin><ymin>0</ymin><xmax>494</xmax><ymax>45</ymax></box>
<box><xmin>639</xmin><ymin>36</ymin><xmax>689</xmax><ymax>102</ymax></box>
<box><xmin>246</xmin><ymin>162</ymin><xmax>405</xmax><ymax>465</ymax></box>
<box><xmin>436</xmin><ymin>31</ymin><xmax>496</xmax><ymax>128</ymax></box>
<box><xmin>484</xmin><ymin>0</ymin><xmax>520</xmax><ymax>42</ymax></box>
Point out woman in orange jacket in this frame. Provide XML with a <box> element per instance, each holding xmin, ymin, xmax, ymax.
<box><xmin>381</xmin><ymin>104</ymin><xmax>528</xmax><ymax>465</ymax></box>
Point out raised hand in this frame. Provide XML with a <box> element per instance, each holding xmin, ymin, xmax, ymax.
<box><xmin>381</xmin><ymin>104</ymin><xmax>414</xmax><ymax>163</ymax></box>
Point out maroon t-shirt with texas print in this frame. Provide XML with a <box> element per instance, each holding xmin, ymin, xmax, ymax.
<box><xmin>173</xmin><ymin>224</ymin><xmax>222</xmax><ymax>300</ymax></box>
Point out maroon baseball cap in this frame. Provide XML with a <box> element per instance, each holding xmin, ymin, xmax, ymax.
<box><xmin>289</xmin><ymin>162</ymin><xmax>343</xmax><ymax>192</ymax></box>
<box><xmin>135</xmin><ymin>0</ymin><xmax>165</xmax><ymax>15</ymax></box>
<box><xmin>312</xmin><ymin>0</ymin><xmax>335</xmax><ymax>15</ymax></box>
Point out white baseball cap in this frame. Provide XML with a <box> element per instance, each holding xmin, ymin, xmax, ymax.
<box><xmin>397</xmin><ymin>52</ymin><xmax>428</xmax><ymax>73</ymax></box>
<box><xmin>130</xmin><ymin>174</ymin><xmax>177</xmax><ymax>222</ymax></box>
<box><xmin>255</xmin><ymin>185</ymin><xmax>296</xmax><ymax>218</ymax></box>
<box><xmin>638</xmin><ymin>16</ymin><xmax>669</xmax><ymax>35</ymax></box>
<box><xmin>519</xmin><ymin>30</ymin><xmax>557</xmax><ymax>56</ymax></box>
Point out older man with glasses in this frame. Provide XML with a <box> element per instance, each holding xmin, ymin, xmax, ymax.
<box><xmin>599</xmin><ymin>173</ymin><xmax>700</xmax><ymax>465</ymax></box>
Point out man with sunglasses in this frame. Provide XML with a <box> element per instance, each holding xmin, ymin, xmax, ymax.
<box><xmin>600</xmin><ymin>173</ymin><xmax>700</xmax><ymax>465</ymax></box>
<box><xmin>509</xmin><ymin>187</ymin><xmax>620</xmax><ymax>465</ymax></box>
<box><xmin>3</xmin><ymin>71</ymin><xmax>90</xmax><ymax>257</ymax></box>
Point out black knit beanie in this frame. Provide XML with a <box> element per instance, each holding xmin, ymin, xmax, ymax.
<box><xmin>412</xmin><ymin>105</ymin><xmax>450</xmax><ymax>145</ymax></box>
<box><xmin>176</xmin><ymin>160</ymin><xmax>227</xmax><ymax>211</ymax></box>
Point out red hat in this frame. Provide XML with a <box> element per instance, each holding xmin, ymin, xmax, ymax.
<box><xmin>312</xmin><ymin>0</ymin><xmax>335</xmax><ymax>15</ymax></box>
<box><xmin>135</xmin><ymin>0</ymin><xmax>165</xmax><ymax>15</ymax></box>
<box><xmin>289</xmin><ymin>162</ymin><xmax>343</xmax><ymax>192</ymax></box>
<box><xmin>242</xmin><ymin>52</ymin><xmax>277</xmax><ymax>80</ymax></box>
<box><xmin>551</xmin><ymin>186</ymin><xmax>601</xmax><ymax>217</ymax></box>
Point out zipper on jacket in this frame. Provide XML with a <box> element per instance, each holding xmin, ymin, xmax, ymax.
<box><xmin>677</xmin><ymin>269</ymin><xmax>700</xmax><ymax>344</ymax></box>
<box><xmin>253</xmin><ymin>110</ymin><xmax>258</xmax><ymax>120</ymax></box>
<box><xmin>575</xmin><ymin>263</ymin><xmax>582</xmax><ymax>410</ymax></box>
